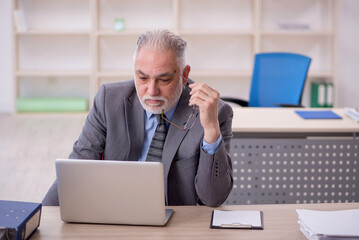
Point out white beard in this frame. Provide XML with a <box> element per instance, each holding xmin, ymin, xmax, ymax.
<box><xmin>135</xmin><ymin>79</ymin><xmax>183</xmax><ymax>114</ymax></box>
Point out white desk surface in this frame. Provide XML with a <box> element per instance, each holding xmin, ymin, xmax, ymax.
<box><xmin>231</xmin><ymin>108</ymin><xmax>359</xmax><ymax>133</ymax></box>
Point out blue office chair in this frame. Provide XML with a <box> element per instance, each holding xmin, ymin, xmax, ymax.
<box><xmin>222</xmin><ymin>52</ymin><xmax>311</xmax><ymax>107</ymax></box>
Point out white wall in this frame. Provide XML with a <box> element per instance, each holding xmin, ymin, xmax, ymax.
<box><xmin>0</xmin><ymin>0</ymin><xmax>358</xmax><ymax>112</ymax></box>
<box><xmin>0</xmin><ymin>0</ymin><xmax>13</xmax><ymax>113</ymax></box>
<box><xmin>336</xmin><ymin>0</ymin><xmax>359</xmax><ymax>107</ymax></box>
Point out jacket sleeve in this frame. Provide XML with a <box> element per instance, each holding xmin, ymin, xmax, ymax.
<box><xmin>194</xmin><ymin>101</ymin><xmax>233</xmax><ymax>207</ymax></box>
<box><xmin>69</xmin><ymin>84</ymin><xmax>107</xmax><ymax>160</ymax></box>
<box><xmin>42</xmin><ymin>85</ymin><xmax>108</xmax><ymax>206</ymax></box>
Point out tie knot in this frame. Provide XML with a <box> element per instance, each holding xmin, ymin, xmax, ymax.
<box><xmin>155</xmin><ymin>114</ymin><xmax>166</xmax><ymax>125</ymax></box>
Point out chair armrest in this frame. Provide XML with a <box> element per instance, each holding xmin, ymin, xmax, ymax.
<box><xmin>275</xmin><ymin>103</ymin><xmax>304</xmax><ymax>108</ymax></box>
<box><xmin>221</xmin><ymin>97</ymin><xmax>249</xmax><ymax>107</ymax></box>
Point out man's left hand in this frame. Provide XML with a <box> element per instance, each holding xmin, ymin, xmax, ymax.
<box><xmin>188</xmin><ymin>83</ymin><xmax>220</xmax><ymax>144</ymax></box>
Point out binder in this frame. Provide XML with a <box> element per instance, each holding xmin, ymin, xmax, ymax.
<box><xmin>311</xmin><ymin>82</ymin><xmax>334</xmax><ymax>108</ymax></box>
<box><xmin>326</xmin><ymin>83</ymin><xmax>334</xmax><ymax>107</ymax></box>
<box><xmin>0</xmin><ymin>200</ymin><xmax>42</xmax><ymax>240</ymax></box>
<box><xmin>210</xmin><ymin>210</ymin><xmax>263</xmax><ymax>229</ymax></box>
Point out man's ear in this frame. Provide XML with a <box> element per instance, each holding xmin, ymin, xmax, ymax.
<box><xmin>182</xmin><ymin>65</ymin><xmax>191</xmax><ymax>85</ymax></box>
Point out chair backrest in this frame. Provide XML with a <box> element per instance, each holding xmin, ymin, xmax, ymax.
<box><xmin>249</xmin><ymin>52</ymin><xmax>311</xmax><ymax>107</ymax></box>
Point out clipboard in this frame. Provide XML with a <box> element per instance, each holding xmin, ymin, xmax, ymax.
<box><xmin>210</xmin><ymin>210</ymin><xmax>264</xmax><ymax>230</ymax></box>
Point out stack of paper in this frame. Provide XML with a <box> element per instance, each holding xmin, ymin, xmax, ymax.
<box><xmin>296</xmin><ymin>209</ymin><xmax>359</xmax><ymax>240</ymax></box>
<box><xmin>345</xmin><ymin>108</ymin><xmax>359</xmax><ymax>122</ymax></box>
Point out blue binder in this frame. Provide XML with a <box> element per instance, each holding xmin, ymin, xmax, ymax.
<box><xmin>295</xmin><ymin>110</ymin><xmax>342</xmax><ymax>119</ymax></box>
<box><xmin>0</xmin><ymin>200</ymin><xmax>42</xmax><ymax>240</ymax></box>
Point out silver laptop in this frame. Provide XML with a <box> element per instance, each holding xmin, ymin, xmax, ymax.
<box><xmin>56</xmin><ymin>159</ymin><xmax>174</xmax><ymax>226</ymax></box>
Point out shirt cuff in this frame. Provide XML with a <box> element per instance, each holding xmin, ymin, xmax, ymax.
<box><xmin>202</xmin><ymin>134</ymin><xmax>222</xmax><ymax>155</ymax></box>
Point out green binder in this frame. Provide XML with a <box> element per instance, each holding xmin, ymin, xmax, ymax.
<box><xmin>17</xmin><ymin>98</ymin><xmax>88</xmax><ymax>113</ymax></box>
<box><xmin>310</xmin><ymin>83</ymin><xmax>334</xmax><ymax>108</ymax></box>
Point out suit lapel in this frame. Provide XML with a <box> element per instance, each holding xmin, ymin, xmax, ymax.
<box><xmin>124</xmin><ymin>89</ymin><xmax>145</xmax><ymax>161</ymax></box>
<box><xmin>162</xmin><ymin>84</ymin><xmax>199</xmax><ymax>188</ymax></box>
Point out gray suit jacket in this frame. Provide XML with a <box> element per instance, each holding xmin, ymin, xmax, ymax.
<box><xmin>42</xmin><ymin>80</ymin><xmax>233</xmax><ymax>207</ymax></box>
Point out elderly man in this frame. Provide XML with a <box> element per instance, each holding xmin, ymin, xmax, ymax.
<box><xmin>43</xmin><ymin>29</ymin><xmax>233</xmax><ymax>207</ymax></box>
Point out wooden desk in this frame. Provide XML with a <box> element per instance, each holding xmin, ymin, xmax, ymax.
<box><xmin>226</xmin><ymin>108</ymin><xmax>359</xmax><ymax>205</ymax></box>
<box><xmin>231</xmin><ymin>108</ymin><xmax>359</xmax><ymax>137</ymax></box>
<box><xmin>33</xmin><ymin>203</ymin><xmax>359</xmax><ymax>240</ymax></box>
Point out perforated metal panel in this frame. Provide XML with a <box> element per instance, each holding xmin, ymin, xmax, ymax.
<box><xmin>224</xmin><ymin>138</ymin><xmax>359</xmax><ymax>205</ymax></box>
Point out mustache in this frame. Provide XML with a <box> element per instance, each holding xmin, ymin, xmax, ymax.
<box><xmin>142</xmin><ymin>95</ymin><xmax>167</xmax><ymax>102</ymax></box>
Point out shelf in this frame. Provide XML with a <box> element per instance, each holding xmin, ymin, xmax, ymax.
<box><xmin>97</xmin><ymin>69</ymin><xmax>252</xmax><ymax>79</ymax></box>
<box><xmin>260</xmin><ymin>30</ymin><xmax>334</xmax><ymax>36</ymax></box>
<box><xmin>308</xmin><ymin>71</ymin><xmax>334</xmax><ymax>78</ymax></box>
<box><xmin>184</xmin><ymin>35</ymin><xmax>253</xmax><ymax>71</ymax></box>
<box><xmin>190</xmin><ymin>70</ymin><xmax>333</xmax><ymax>79</ymax></box>
<box><xmin>15</xmin><ymin>112</ymin><xmax>89</xmax><ymax>117</ymax></box>
<box><xmin>190</xmin><ymin>70</ymin><xmax>252</xmax><ymax>78</ymax></box>
<box><xmin>96</xmin><ymin>29</ymin><xmax>160</xmax><ymax>36</ymax></box>
<box><xmin>97</xmin><ymin>70</ymin><xmax>134</xmax><ymax>78</ymax></box>
<box><xmin>16</xmin><ymin>30</ymin><xmax>90</xmax><ymax>35</ymax></box>
<box><xmin>17</xmin><ymin>0</ymin><xmax>91</xmax><ymax>31</ymax></box>
<box><xmin>18</xmin><ymin>35</ymin><xmax>90</xmax><ymax>71</ymax></box>
<box><xmin>98</xmin><ymin>0</ymin><xmax>173</xmax><ymax>31</ymax></box>
<box><xmin>179</xmin><ymin>29</ymin><xmax>254</xmax><ymax>36</ymax></box>
<box><xmin>16</xmin><ymin>70</ymin><xmax>91</xmax><ymax>77</ymax></box>
<box><xmin>261</xmin><ymin>0</ymin><xmax>334</xmax><ymax>33</ymax></box>
<box><xmin>97</xmin><ymin>29</ymin><xmax>255</xmax><ymax>37</ymax></box>
<box><xmin>180</xmin><ymin>0</ymin><xmax>253</xmax><ymax>31</ymax></box>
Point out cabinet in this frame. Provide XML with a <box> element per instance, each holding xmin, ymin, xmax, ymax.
<box><xmin>13</xmin><ymin>0</ymin><xmax>337</xmax><ymax>113</ymax></box>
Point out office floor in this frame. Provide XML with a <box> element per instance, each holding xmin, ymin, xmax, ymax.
<box><xmin>0</xmin><ymin>113</ymin><xmax>86</xmax><ymax>203</ymax></box>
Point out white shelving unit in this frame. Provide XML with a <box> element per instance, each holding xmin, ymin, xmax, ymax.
<box><xmin>13</xmin><ymin>0</ymin><xmax>92</xmax><ymax>112</ymax></box>
<box><xmin>13</xmin><ymin>0</ymin><xmax>337</xmax><ymax>113</ymax></box>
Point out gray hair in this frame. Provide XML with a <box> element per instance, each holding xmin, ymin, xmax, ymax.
<box><xmin>133</xmin><ymin>29</ymin><xmax>187</xmax><ymax>73</ymax></box>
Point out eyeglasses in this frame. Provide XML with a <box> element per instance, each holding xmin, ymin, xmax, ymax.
<box><xmin>161</xmin><ymin>107</ymin><xmax>197</xmax><ymax>131</ymax></box>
